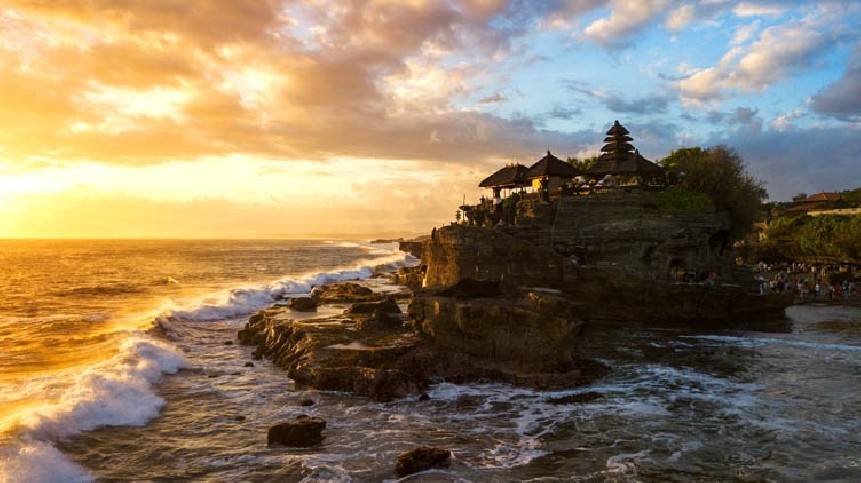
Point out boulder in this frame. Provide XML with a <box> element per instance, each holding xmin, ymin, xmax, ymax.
<box><xmin>395</xmin><ymin>446</ymin><xmax>451</xmax><ymax>477</ymax></box>
<box><xmin>346</xmin><ymin>297</ymin><xmax>400</xmax><ymax>315</ymax></box>
<box><xmin>311</xmin><ymin>282</ymin><xmax>379</xmax><ymax>304</ymax></box>
<box><xmin>287</xmin><ymin>297</ymin><xmax>317</xmax><ymax>312</ymax></box>
<box><xmin>267</xmin><ymin>415</ymin><xmax>326</xmax><ymax>447</ymax></box>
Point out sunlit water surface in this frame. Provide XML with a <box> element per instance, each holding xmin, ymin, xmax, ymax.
<box><xmin>1</xmin><ymin>240</ymin><xmax>859</xmax><ymax>481</ymax></box>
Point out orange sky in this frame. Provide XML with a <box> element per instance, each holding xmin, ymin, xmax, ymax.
<box><xmin>1</xmin><ymin>1</ymin><xmax>859</xmax><ymax>238</ymax></box>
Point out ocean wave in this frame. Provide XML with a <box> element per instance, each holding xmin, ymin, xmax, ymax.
<box><xmin>0</xmin><ymin>335</ymin><xmax>187</xmax><ymax>481</ymax></box>
<box><xmin>159</xmin><ymin>252</ymin><xmax>415</xmax><ymax>323</ymax></box>
<box><xmin>52</xmin><ymin>284</ymin><xmax>148</xmax><ymax>298</ymax></box>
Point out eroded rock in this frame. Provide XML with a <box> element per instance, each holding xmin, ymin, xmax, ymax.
<box><xmin>267</xmin><ymin>415</ymin><xmax>326</xmax><ymax>447</ymax></box>
<box><xmin>395</xmin><ymin>446</ymin><xmax>451</xmax><ymax>477</ymax></box>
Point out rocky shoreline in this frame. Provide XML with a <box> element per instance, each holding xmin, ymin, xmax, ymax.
<box><xmin>237</xmin><ymin>277</ymin><xmax>609</xmax><ymax>402</ymax></box>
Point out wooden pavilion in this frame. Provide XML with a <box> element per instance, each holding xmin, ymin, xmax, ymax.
<box><xmin>523</xmin><ymin>151</ymin><xmax>581</xmax><ymax>201</ymax></box>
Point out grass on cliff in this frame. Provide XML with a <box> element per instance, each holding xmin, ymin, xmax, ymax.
<box><xmin>656</xmin><ymin>186</ymin><xmax>716</xmax><ymax>214</ymax></box>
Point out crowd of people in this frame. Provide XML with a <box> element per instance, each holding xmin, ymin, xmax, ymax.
<box><xmin>754</xmin><ymin>262</ymin><xmax>858</xmax><ymax>299</ymax></box>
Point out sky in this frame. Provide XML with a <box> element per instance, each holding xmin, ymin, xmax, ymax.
<box><xmin>0</xmin><ymin>0</ymin><xmax>860</xmax><ymax>239</ymax></box>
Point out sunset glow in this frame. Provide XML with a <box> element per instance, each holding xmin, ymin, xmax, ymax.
<box><xmin>1</xmin><ymin>1</ymin><xmax>859</xmax><ymax>238</ymax></box>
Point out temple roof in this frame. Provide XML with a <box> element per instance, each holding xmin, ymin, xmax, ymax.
<box><xmin>478</xmin><ymin>163</ymin><xmax>529</xmax><ymax>188</ymax></box>
<box><xmin>606</xmin><ymin>120</ymin><xmax>629</xmax><ymax>136</ymax></box>
<box><xmin>587</xmin><ymin>120</ymin><xmax>663</xmax><ymax>176</ymax></box>
<box><xmin>588</xmin><ymin>153</ymin><xmax>664</xmax><ymax>176</ymax></box>
<box><xmin>523</xmin><ymin>151</ymin><xmax>580</xmax><ymax>179</ymax></box>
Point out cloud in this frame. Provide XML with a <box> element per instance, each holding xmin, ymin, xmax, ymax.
<box><xmin>602</xmin><ymin>94</ymin><xmax>671</xmax><ymax>114</ymax></box>
<box><xmin>810</xmin><ymin>43</ymin><xmax>861</xmax><ymax>122</ymax></box>
<box><xmin>479</xmin><ymin>92</ymin><xmax>508</xmax><ymax>104</ymax></box>
<box><xmin>733</xmin><ymin>2</ymin><xmax>789</xmax><ymax>18</ymax></box>
<box><xmin>582</xmin><ymin>0</ymin><xmax>669</xmax><ymax>49</ymax></box>
<box><xmin>678</xmin><ymin>6</ymin><xmax>851</xmax><ymax>102</ymax></box>
<box><xmin>548</xmin><ymin>106</ymin><xmax>583</xmax><ymax>120</ymax></box>
<box><xmin>715</xmin><ymin>125</ymin><xmax>861</xmax><ymax>200</ymax></box>
<box><xmin>731</xmin><ymin>106</ymin><xmax>759</xmax><ymax>124</ymax></box>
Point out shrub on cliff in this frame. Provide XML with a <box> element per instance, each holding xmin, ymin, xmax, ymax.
<box><xmin>657</xmin><ymin>185</ymin><xmax>715</xmax><ymax>214</ymax></box>
<box><xmin>661</xmin><ymin>145</ymin><xmax>767</xmax><ymax>241</ymax></box>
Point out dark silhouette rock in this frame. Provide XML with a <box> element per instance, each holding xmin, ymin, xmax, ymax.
<box><xmin>434</xmin><ymin>279</ymin><xmax>501</xmax><ymax>299</ymax></box>
<box><xmin>300</xmin><ymin>399</ymin><xmax>315</xmax><ymax>407</ymax></box>
<box><xmin>418</xmin><ymin>393</ymin><xmax>431</xmax><ymax>401</ymax></box>
<box><xmin>395</xmin><ymin>446</ymin><xmax>451</xmax><ymax>477</ymax></box>
<box><xmin>267</xmin><ymin>415</ymin><xmax>326</xmax><ymax>447</ymax></box>
<box><xmin>234</xmin><ymin>415</ymin><xmax>247</xmax><ymax>422</ymax></box>
<box><xmin>287</xmin><ymin>296</ymin><xmax>317</xmax><ymax>312</ymax></box>
<box><xmin>244</xmin><ymin>362</ymin><xmax>254</xmax><ymax>367</ymax></box>
<box><xmin>224</xmin><ymin>341</ymin><xmax>234</xmax><ymax>345</ymax></box>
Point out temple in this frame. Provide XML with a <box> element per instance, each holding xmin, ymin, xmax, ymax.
<box><xmin>417</xmin><ymin>120</ymin><xmax>792</xmax><ymax>323</ymax></box>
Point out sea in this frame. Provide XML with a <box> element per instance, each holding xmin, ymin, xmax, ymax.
<box><xmin>0</xmin><ymin>239</ymin><xmax>859</xmax><ymax>482</ymax></box>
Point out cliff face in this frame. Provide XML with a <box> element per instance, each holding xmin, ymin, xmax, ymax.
<box><xmin>424</xmin><ymin>192</ymin><xmax>734</xmax><ymax>289</ymax></box>
<box><xmin>421</xmin><ymin>192</ymin><xmax>789</xmax><ymax>323</ymax></box>
<box><xmin>422</xmin><ymin>225</ymin><xmax>563</xmax><ymax>289</ymax></box>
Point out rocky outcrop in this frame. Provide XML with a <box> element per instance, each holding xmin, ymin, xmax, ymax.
<box><xmin>238</xmin><ymin>282</ymin><xmax>608</xmax><ymax>401</ymax></box>
<box><xmin>267</xmin><ymin>415</ymin><xmax>327</xmax><ymax>447</ymax></box>
<box><xmin>395</xmin><ymin>447</ymin><xmax>451</xmax><ymax>477</ymax></box>
<box><xmin>286</xmin><ymin>297</ymin><xmax>317</xmax><ymax>312</ymax></box>
<box><xmin>311</xmin><ymin>282</ymin><xmax>380</xmax><ymax>304</ymax></box>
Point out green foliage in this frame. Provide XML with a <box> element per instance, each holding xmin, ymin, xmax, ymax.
<box><xmin>567</xmin><ymin>154</ymin><xmax>600</xmax><ymax>171</ymax></box>
<box><xmin>656</xmin><ymin>186</ymin><xmax>715</xmax><ymax>213</ymax></box>
<box><xmin>841</xmin><ymin>187</ymin><xmax>861</xmax><ymax>206</ymax></box>
<box><xmin>758</xmin><ymin>215</ymin><xmax>861</xmax><ymax>261</ymax></box>
<box><xmin>792</xmin><ymin>193</ymin><xmax>808</xmax><ymax>202</ymax></box>
<box><xmin>661</xmin><ymin>145</ymin><xmax>768</xmax><ymax>241</ymax></box>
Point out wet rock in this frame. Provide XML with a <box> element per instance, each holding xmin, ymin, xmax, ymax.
<box><xmin>267</xmin><ymin>415</ymin><xmax>326</xmax><ymax>447</ymax></box>
<box><xmin>300</xmin><ymin>399</ymin><xmax>315</xmax><ymax>407</ymax></box>
<box><xmin>395</xmin><ymin>446</ymin><xmax>451</xmax><ymax>477</ymax></box>
<box><xmin>311</xmin><ymin>282</ymin><xmax>379</xmax><ymax>304</ymax></box>
<box><xmin>345</xmin><ymin>297</ymin><xmax>400</xmax><ymax>315</ymax></box>
<box><xmin>287</xmin><ymin>296</ymin><xmax>317</xmax><ymax>312</ymax></box>
<box><xmin>547</xmin><ymin>391</ymin><xmax>602</xmax><ymax>405</ymax></box>
<box><xmin>244</xmin><ymin>362</ymin><xmax>255</xmax><ymax>367</ymax></box>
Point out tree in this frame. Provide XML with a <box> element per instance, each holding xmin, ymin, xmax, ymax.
<box><xmin>567</xmin><ymin>154</ymin><xmax>600</xmax><ymax>172</ymax></box>
<box><xmin>792</xmin><ymin>193</ymin><xmax>808</xmax><ymax>202</ymax></box>
<box><xmin>661</xmin><ymin>145</ymin><xmax>768</xmax><ymax>241</ymax></box>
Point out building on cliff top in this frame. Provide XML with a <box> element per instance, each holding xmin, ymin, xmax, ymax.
<box><xmin>586</xmin><ymin>120</ymin><xmax>664</xmax><ymax>188</ymax></box>
<box><xmin>523</xmin><ymin>151</ymin><xmax>581</xmax><ymax>202</ymax></box>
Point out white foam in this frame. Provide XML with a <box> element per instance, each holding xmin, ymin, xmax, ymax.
<box><xmin>22</xmin><ymin>336</ymin><xmax>187</xmax><ymax>438</ymax></box>
<box><xmin>1</xmin><ymin>335</ymin><xmax>187</xmax><ymax>482</ymax></box>
<box><xmin>159</xmin><ymin>252</ymin><xmax>415</xmax><ymax>323</ymax></box>
<box><xmin>0</xmin><ymin>440</ymin><xmax>93</xmax><ymax>483</ymax></box>
<box><xmin>684</xmin><ymin>334</ymin><xmax>861</xmax><ymax>353</ymax></box>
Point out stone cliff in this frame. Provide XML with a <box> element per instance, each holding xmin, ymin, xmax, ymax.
<box><xmin>420</xmin><ymin>191</ymin><xmax>790</xmax><ymax>323</ymax></box>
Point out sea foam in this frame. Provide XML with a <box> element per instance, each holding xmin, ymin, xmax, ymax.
<box><xmin>0</xmin><ymin>335</ymin><xmax>188</xmax><ymax>481</ymax></box>
<box><xmin>159</xmin><ymin>249</ymin><xmax>414</xmax><ymax>323</ymax></box>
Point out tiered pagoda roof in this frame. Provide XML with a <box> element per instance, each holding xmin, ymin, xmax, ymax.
<box><xmin>478</xmin><ymin>163</ymin><xmax>529</xmax><ymax>188</ymax></box>
<box><xmin>523</xmin><ymin>151</ymin><xmax>580</xmax><ymax>179</ymax></box>
<box><xmin>587</xmin><ymin>120</ymin><xmax>663</xmax><ymax>177</ymax></box>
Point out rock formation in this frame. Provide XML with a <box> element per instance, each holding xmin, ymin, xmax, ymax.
<box><xmin>395</xmin><ymin>446</ymin><xmax>451</xmax><ymax>477</ymax></box>
<box><xmin>267</xmin><ymin>415</ymin><xmax>327</xmax><ymax>447</ymax></box>
<box><xmin>238</xmin><ymin>281</ymin><xmax>608</xmax><ymax>401</ymax></box>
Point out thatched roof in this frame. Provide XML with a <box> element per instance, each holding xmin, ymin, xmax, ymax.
<box><xmin>587</xmin><ymin>152</ymin><xmax>664</xmax><ymax>176</ymax></box>
<box><xmin>478</xmin><ymin>163</ymin><xmax>529</xmax><ymax>188</ymax></box>
<box><xmin>587</xmin><ymin>120</ymin><xmax>663</xmax><ymax>177</ymax></box>
<box><xmin>523</xmin><ymin>151</ymin><xmax>580</xmax><ymax>179</ymax></box>
<box><xmin>606</xmin><ymin>120</ymin><xmax>629</xmax><ymax>136</ymax></box>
